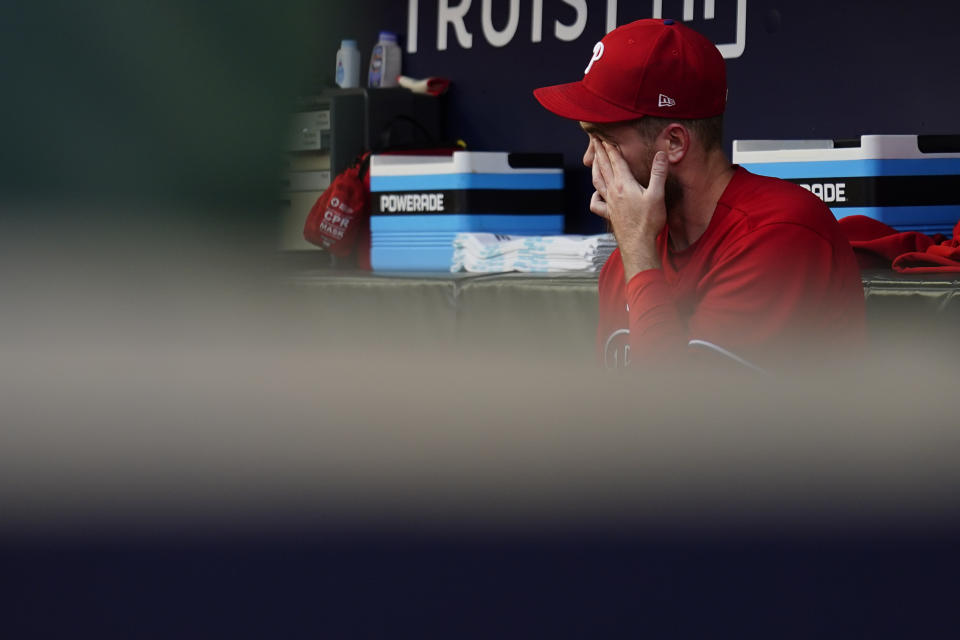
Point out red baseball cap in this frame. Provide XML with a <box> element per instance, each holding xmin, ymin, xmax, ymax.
<box><xmin>533</xmin><ymin>18</ymin><xmax>726</xmax><ymax>123</ymax></box>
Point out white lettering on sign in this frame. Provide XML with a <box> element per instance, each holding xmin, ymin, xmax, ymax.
<box><xmin>409</xmin><ymin>0</ymin><xmax>747</xmax><ymax>58</ymax></box>
<box><xmin>606</xmin><ymin>0</ymin><xmax>618</xmax><ymax>33</ymax></box>
<box><xmin>437</xmin><ymin>0</ymin><xmax>473</xmax><ymax>51</ymax></box>
<box><xmin>555</xmin><ymin>0</ymin><xmax>587</xmax><ymax>42</ymax></box>
<box><xmin>482</xmin><ymin>0</ymin><xmax>520</xmax><ymax>48</ymax></box>
<box><xmin>380</xmin><ymin>193</ymin><xmax>446</xmax><ymax>213</ymax></box>
<box><xmin>798</xmin><ymin>182</ymin><xmax>847</xmax><ymax>203</ymax></box>
<box><xmin>531</xmin><ymin>0</ymin><xmax>543</xmax><ymax>42</ymax></box>
<box><xmin>408</xmin><ymin>0</ymin><xmax>420</xmax><ymax>52</ymax></box>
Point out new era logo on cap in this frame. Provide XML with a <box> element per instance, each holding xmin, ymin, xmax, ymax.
<box><xmin>658</xmin><ymin>94</ymin><xmax>676</xmax><ymax>108</ymax></box>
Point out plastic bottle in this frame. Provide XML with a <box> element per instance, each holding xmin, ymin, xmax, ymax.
<box><xmin>335</xmin><ymin>39</ymin><xmax>361</xmax><ymax>89</ymax></box>
<box><xmin>367</xmin><ymin>31</ymin><xmax>401</xmax><ymax>88</ymax></box>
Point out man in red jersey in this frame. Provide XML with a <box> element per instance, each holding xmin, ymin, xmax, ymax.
<box><xmin>534</xmin><ymin>18</ymin><xmax>865</xmax><ymax>372</ymax></box>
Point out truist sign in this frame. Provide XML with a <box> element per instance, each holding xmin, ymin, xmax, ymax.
<box><xmin>405</xmin><ymin>0</ymin><xmax>747</xmax><ymax>58</ymax></box>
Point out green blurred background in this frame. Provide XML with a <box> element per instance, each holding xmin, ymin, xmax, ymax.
<box><xmin>0</xmin><ymin>1</ymin><xmax>345</xmax><ymax>251</ymax></box>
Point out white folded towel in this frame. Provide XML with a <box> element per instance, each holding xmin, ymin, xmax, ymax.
<box><xmin>451</xmin><ymin>233</ymin><xmax>616</xmax><ymax>273</ymax></box>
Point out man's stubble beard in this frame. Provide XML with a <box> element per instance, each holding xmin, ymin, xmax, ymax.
<box><xmin>664</xmin><ymin>173</ymin><xmax>683</xmax><ymax>213</ymax></box>
<box><xmin>636</xmin><ymin>148</ymin><xmax>684</xmax><ymax>214</ymax></box>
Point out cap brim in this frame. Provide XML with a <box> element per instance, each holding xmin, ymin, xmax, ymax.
<box><xmin>533</xmin><ymin>81</ymin><xmax>643</xmax><ymax>123</ymax></box>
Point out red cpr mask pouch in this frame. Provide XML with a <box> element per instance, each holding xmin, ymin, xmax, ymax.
<box><xmin>303</xmin><ymin>152</ymin><xmax>371</xmax><ymax>259</ymax></box>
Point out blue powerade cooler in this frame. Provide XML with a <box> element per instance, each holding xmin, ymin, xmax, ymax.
<box><xmin>732</xmin><ymin>135</ymin><xmax>960</xmax><ymax>235</ymax></box>
<box><xmin>369</xmin><ymin>151</ymin><xmax>565</xmax><ymax>270</ymax></box>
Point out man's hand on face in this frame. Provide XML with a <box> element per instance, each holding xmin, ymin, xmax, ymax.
<box><xmin>590</xmin><ymin>139</ymin><xmax>668</xmax><ymax>281</ymax></box>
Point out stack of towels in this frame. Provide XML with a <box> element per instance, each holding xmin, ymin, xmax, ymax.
<box><xmin>451</xmin><ymin>233</ymin><xmax>617</xmax><ymax>273</ymax></box>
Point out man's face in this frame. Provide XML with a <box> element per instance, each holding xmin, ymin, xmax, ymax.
<box><xmin>580</xmin><ymin>120</ymin><xmax>683</xmax><ymax>211</ymax></box>
<box><xmin>580</xmin><ymin>121</ymin><xmax>655</xmax><ymax>187</ymax></box>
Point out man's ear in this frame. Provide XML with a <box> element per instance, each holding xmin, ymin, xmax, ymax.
<box><xmin>660</xmin><ymin>123</ymin><xmax>689</xmax><ymax>163</ymax></box>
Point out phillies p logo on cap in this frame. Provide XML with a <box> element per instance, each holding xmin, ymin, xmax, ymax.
<box><xmin>584</xmin><ymin>41</ymin><xmax>604</xmax><ymax>74</ymax></box>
